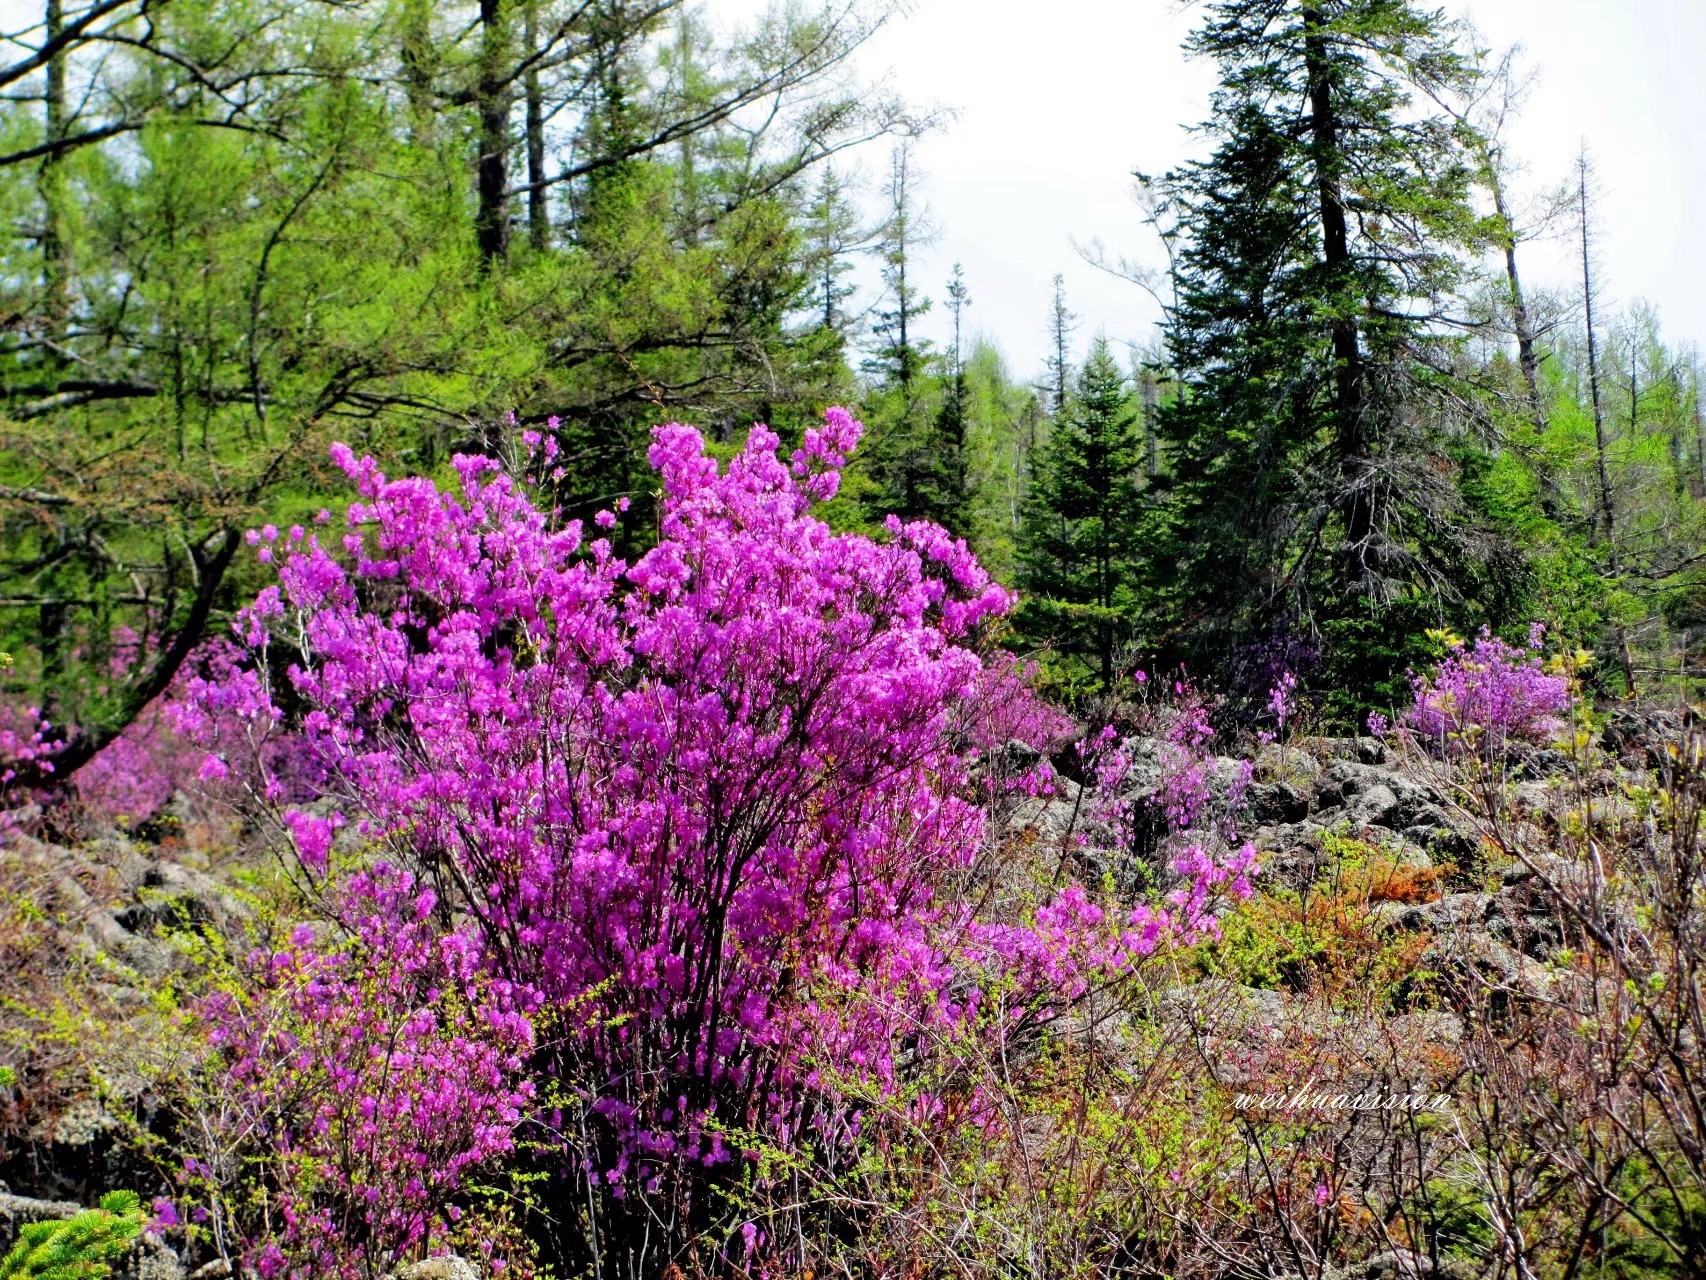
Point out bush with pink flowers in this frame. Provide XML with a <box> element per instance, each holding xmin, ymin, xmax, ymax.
<box><xmin>183</xmin><ymin>408</ymin><xmax>1252</xmax><ymax>1275</ymax></box>
<box><xmin>1406</xmin><ymin>626</ymin><xmax>1570</xmax><ymax>752</ymax></box>
<box><xmin>192</xmin><ymin>868</ymin><xmax>536</xmax><ymax>1280</ymax></box>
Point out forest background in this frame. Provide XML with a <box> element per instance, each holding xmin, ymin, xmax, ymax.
<box><xmin>2</xmin><ymin>0</ymin><xmax>1704</xmax><ymax>785</ymax></box>
<box><xmin>5</xmin><ymin>4</ymin><xmax>1706</xmax><ymax>1279</ymax></box>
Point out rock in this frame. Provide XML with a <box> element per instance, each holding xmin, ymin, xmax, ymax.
<box><xmin>1348</xmin><ymin>784</ymin><xmax>1402</xmax><ymax>829</ymax></box>
<box><xmin>1400</xmin><ymin>824</ymin><xmax>1471</xmax><ymax>864</ymax></box>
<box><xmin>1516</xmin><ymin>747</ymin><xmax>1570</xmax><ymax>778</ymax></box>
<box><xmin>1253</xmin><ymin>744</ymin><xmax>1322</xmax><ymax>784</ymax></box>
<box><xmin>1485</xmin><ymin>894</ymin><xmax>1565</xmax><ymax>957</ymax></box>
<box><xmin>1249</xmin><ymin>823</ymin><xmax>1328</xmax><ymax>890</ymax></box>
<box><xmin>1029</xmin><ymin>798</ymin><xmax>1081</xmax><ymax>841</ymax></box>
<box><xmin>136</xmin><ymin>860</ymin><xmax>246</xmax><ymax>931</ymax></box>
<box><xmin>1601</xmin><ymin>706</ymin><xmax>1679</xmax><ymax>763</ymax></box>
<box><xmin>187</xmin><ymin>1263</ymin><xmax>233</xmax><ymax>1280</ymax></box>
<box><xmin>1110</xmin><ymin>736</ymin><xmax>1171</xmax><ymax>796</ymax></box>
<box><xmin>0</xmin><ymin>1192</ymin><xmax>84</xmax><ymax>1250</ymax></box>
<box><xmin>1389</xmin><ymin>840</ymin><xmax>1434</xmax><ymax>869</ymax></box>
<box><xmin>1388</xmin><ymin>1009</ymin><xmax>1464</xmax><ymax>1047</ymax></box>
<box><xmin>128</xmin><ymin>1232</ymin><xmax>185</xmax><ymax>1280</ymax></box>
<box><xmin>1369</xmin><ymin>900</ymin><xmax>1414</xmax><ymax>929</ymax></box>
<box><xmin>1249</xmin><ymin>781</ymin><xmax>1310</xmax><ymax>825</ymax></box>
<box><xmin>50</xmin><ymin>1098</ymin><xmax>121</xmax><ymax>1146</ymax></box>
<box><xmin>1207</xmin><ymin>755</ymin><xmax>1253</xmax><ymax>798</ymax></box>
<box><xmin>1315</xmin><ymin>736</ymin><xmax>1391</xmax><ymax>766</ymax></box>
<box><xmin>1497</xmin><ymin>852</ymin><xmax>1582</xmax><ymax>890</ymax></box>
<box><xmin>1511</xmin><ymin>781</ymin><xmax>1552</xmax><ymax>812</ymax></box>
<box><xmin>1358</xmin><ymin>1248</ymin><xmax>1475</xmax><ymax>1279</ymax></box>
<box><xmin>1432</xmin><ymin>931</ymin><xmax>1555</xmax><ymax>998</ymax></box>
<box><xmin>994</xmin><ymin>739</ymin><xmax>1042</xmax><ymax>771</ymax></box>
<box><xmin>1156</xmin><ymin>979</ymin><xmax>1290</xmax><ymax>1039</ymax></box>
<box><xmin>1384</xmin><ymin>893</ymin><xmax>1494</xmax><ymax>934</ymax></box>
<box><xmin>393</xmin><ymin>1258</ymin><xmax>480</xmax><ymax>1280</ymax></box>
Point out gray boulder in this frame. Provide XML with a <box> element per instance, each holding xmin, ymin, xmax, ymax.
<box><xmin>394</xmin><ymin>1259</ymin><xmax>481</xmax><ymax>1280</ymax></box>
<box><xmin>0</xmin><ymin>1192</ymin><xmax>84</xmax><ymax>1250</ymax></box>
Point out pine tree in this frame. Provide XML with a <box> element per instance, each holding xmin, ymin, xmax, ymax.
<box><xmin>929</xmin><ymin>262</ymin><xmax>974</xmax><ymax>532</ymax></box>
<box><xmin>870</xmin><ymin>142</ymin><xmax>932</xmax><ymax>394</ymax></box>
<box><xmin>803</xmin><ymin>165</ymin><xmax>862</xmax><ymax>338</ymax></box>
<box><xmin>1143</xmin><ymin>0</ymin><xmax>1513</xmax><ymax>712</ymax></box>
<box><xmin>1043</xmin><ymin>273</ymin><xmax>1077</xmax><ymax>419</ymax></box>
<box><xmin>1019</xmin><ymin>339</ymin><xmax>1146</xmax><ymax>689</ymax></box>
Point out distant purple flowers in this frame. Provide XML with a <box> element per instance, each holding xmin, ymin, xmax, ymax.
<box><xmin>1407</xmin><ymin>627</ymin><xmax>1569</xmax><ymax>750</ymax></box>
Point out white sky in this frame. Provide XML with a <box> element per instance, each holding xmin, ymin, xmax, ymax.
<box><xmin>806</xmin><ymin>0</ymin><xmax>1706</xmax><ymax>380</ymax></box>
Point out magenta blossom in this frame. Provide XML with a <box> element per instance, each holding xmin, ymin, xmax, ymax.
<box><xmin>193</xmin><ymin>408</ymin><xmax>1251</xmax><ymax>1270</ymax></box>
<box><xmin>1407</xmin><ymin>627</ymin><xmax>1568</xmax><ymax>751</ymax></box>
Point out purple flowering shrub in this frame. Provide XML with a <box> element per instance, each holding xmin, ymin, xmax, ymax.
<box><xmin>186</xmin><ymin>409</ymin><xmax>1252</xmax><ymax>1272</ymax></box>
<box><xmin>0</xmin><ymin>699</ymin><xmax>61</xmax><ymax>838</ymax></box>
<box><xmin>1406</xmin><ymin>627</ymin><xmax>1570</xmax><ymax>752</ymax></box>
<box><xmin>195</xmin><ymin>868</ymin><xmax>535</xmax><ymax>1280</ymax></box>
<box><xmin>0</xmin><ymin>630</ymin><xmax>326</xmax><ymax>842</ymax></box>
<box><xmin>1086</xmin><ymin>671</ymin><xmax>1256</xmax><ymax>880</ymax></box>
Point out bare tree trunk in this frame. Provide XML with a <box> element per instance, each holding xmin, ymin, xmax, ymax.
<box><xmin>1579</xmin><ymin>151</ymin><xmax>1636</xmax><ymax>695</ymax></box>
<box><xmin>1581</xmin><ymin>157</ymin><xmax>1614</xmax><ymax>549</ymax></box>
<box><xmin>476</xmin><ymin>0</ymin><xmax>512</xmax><ymax>266</ymax></box>
<box><xmin>1303</xmin><ymin>7</ymin><xmax>1370</xmax><ymax>574</ymax></box>
<box><xmin>40</xmin><ymin>0</ymin><xmax>68</xmax><ymax>332</ymax></box>
<box><xmin>524</xmin><ymin>0</ymin><xmax>548</xmax><ymax>251</ymax></box>
<box><xmin>1140</xmin><ymin>370</ymin><xmax>1159</xmax><ymax>479</ymax></box>
<box><xmin>1494</xmin><ymin>180</ymin><xmax>1546</xmax><ymax>432</ymax></box>
<box><xmin>1488</xmin><ymin>172</ymin><xmax>1570</xmax><ymax>516</ymax></box>
<box><xmin>1694</xmin><ymin>391</ymin><xmax>1705</xmax><ymax>496</ymax></box>
<box><xmin>1628</xmin><ymin>353</ymin><xmax>1640</xmax><ymax>437</ymax></box>
<box><xmin>401</xmin><ymin>0</ymin><xmax>436</xmax><ymax>139</ymax></box>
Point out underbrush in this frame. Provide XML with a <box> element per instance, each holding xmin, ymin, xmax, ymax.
<box><xmin>2</xmin><ymin>436</ymin><xmax>1704</xmax><ymax>1280</ymax></box>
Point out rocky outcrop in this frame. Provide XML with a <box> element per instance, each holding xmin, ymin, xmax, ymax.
<box><xmin>393</xmin><ymin>1258</ymin><xmax>480</xmax><ymax>1280</ymax></box>
<box><xmin>0</xmin><ymin>1189</ymin><xmax>85</xmax><ymax>1250</ymax></box>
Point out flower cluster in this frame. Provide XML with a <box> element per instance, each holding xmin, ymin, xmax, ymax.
<box><xmin>198</xmin><ymin>868</ymin><xmax>534</xmax><ymax>1280</ymax></box>
<box><xmin>0</xmin><ymin>702</ymin><xmax>62</xmax><ymax>835</ymax></box>
<box><xmin>1406</xmin><ymin>626</ymin><xmax>1569</xmax><ymax>750</ymax></box>
<box><xmin>194</xmin><ymin>408</ymin><xmax>1251</xmax><ymax>1266</ymax></box>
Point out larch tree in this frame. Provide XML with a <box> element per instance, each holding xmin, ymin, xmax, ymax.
<box><xmin>0</xmin><ymin>0</ymin><xmax>918</xmax><ymax>790</ymax></box>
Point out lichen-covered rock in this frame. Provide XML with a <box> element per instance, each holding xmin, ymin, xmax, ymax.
<box><xmin>392</xmin><ymin>1258</ymin><xmax>480</xmax><ymax>1280</ymax></box>
<box><xmin>1253</xmin><ymin>744</ymin><xmax>1322</xmax><ymax>784</ymax></box>
<box><xmin>0</xmin><ymin>1191</ymin><xmax>84</xmax><ymax>1250</ymax></box>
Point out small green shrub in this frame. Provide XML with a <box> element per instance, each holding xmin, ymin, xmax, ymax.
<box><xmin>0</xmin><ymin>1192</ymin><xmax>145</xmax><ymax>1280</ymax></box>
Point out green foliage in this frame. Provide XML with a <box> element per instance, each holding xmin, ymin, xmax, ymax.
<box><xmin>858</xmin><ymin>148</ymin><xmax>979</xmax><ymax>534</ymax></box>
<box><xmin>0</xmin><ymin>0</ymin><xmax>905</xmax><ymax>780</ymax></box>
<box><xmin>1138</xmin><ymin>0</ymin><xmax>1519</xmax><ymax>715</ymax></box>
<box><xmin>1595</xmin><ymin>1175</ymin><xmax>1706</xmax><ymax>1280</ymax></box>
<box><xmin>0</xmin><ymin>1193</ymin><xmax>145</xmax><ymax>1280</ymax></box>
<box><xmin>1018</xmin><ymin>338</ymin><xmax>1147</xmax><ymax>689</ymax></box>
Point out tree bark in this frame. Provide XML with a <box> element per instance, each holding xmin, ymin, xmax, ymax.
<box><xmin>524</xmin><ymin>0</ymin><xmax>548</xmax><ymax>251</ymax></box>
<box><xmin>1303</xmin><ymin>7</ymin><xmax>1370</xmax><ymax>572</ymax></box>
<box><xmin>1140</xmin><ymin>370</ymin><xmax>1160</xmax><ymax>479</ymax></box>
<box><xmin>401</xmin><ymin>0</ymin><xmax>435</xmax><ymax>139</ymax></box>
<box><xmin>40</xmin><ymin>0</ymin><xmax>68</xmax><ymax>332</ymax></box>
<box><xmin>1493</xmin><ymin>180</ymin><xmax>1546</xmax><ymax>433</ymax></box>
<box><xmin>476</xmin><ymin>0</ymin><xmax>512</xmax><ymax>265</ymax></box>
<box><xmin>9</xmin><ymin>528</ymin><xmax>241</xmax><ymax>791</ymax></box>
<box><xmin>1579</xmin><ymin>153</ymin><xmax>1636</xmax><ymax>695</ymax></box>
